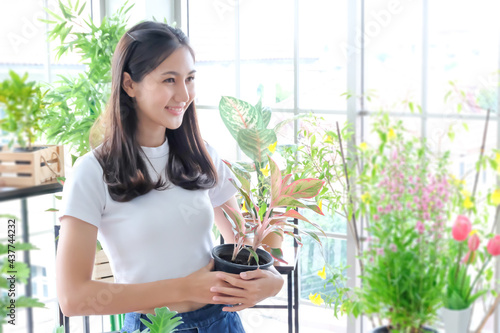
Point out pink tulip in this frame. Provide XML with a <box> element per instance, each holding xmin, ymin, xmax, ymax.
<box><xmin>487</xmin><ymin>235</ymin><xmax>500</xmax><ymax>256</ymax></box>
<box><xmin>452</xmin><ymin>215</ymin><xmax>472</xmax><ymax>241</ymax></box>
<box><xmin>468</xmin><ymin>234</ymin><xmax>480</xmax><ymax>251</ymax></box>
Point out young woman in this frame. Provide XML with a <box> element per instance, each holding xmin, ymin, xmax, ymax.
<box><xmin>56</xmin><ymin>21</ymin><xmax>284</xmax><ymax>332</ymax></box>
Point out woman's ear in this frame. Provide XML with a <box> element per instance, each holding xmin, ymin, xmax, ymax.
<box><xmin>122</xmin><ymin>72</ymin><xmax>136</xmax><ymax>98</ymax></box>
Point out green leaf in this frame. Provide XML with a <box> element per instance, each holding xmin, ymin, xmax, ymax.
<box><xmin>141</xmin><ymin>307</ymin><xmax>183</xmax><ymax>333</ymax></box>
<box><xmin>14</xmin><ymin>296</ymin><xmax>45</xmax><ymax>309</ymax></box>
<box><xmin>219</xmin><ymin>96</ymin><xmax>261</xmax><ymax>141</ymax></box>
<box><xmin>237</xmin><ymin>128</ymin><xmax>277</xmax><ymax>163</ymax></box>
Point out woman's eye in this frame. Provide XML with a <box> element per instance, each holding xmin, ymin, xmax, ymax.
<box><xmin>187</xmin><ymin>76</ymin><xmax>195</xmax><ymax>82</ymax></box>
<box><xmin>163</xmin><ymin>78</ymin><xmax>175</xmax><ymax>83</ymax></box>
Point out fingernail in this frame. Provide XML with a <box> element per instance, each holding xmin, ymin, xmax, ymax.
<box><xmin>210</xmin><ymin>287</ymin><xmax>217</xmax><ymax>292</ymax></box>
<box><xmin>213</xmin><ymin>296</ymin><xmax>219</xmax><ymax>301</ymax></box>
<box><xmin>241</xmin><ymin>272</ymin><xmax>247</xmax><ymax>278</ymax></box>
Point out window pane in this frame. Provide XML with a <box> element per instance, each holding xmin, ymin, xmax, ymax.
<box><xmin>428</xmin><ymin>0</ymin><xmax>500</xmax><ymax>114</ymax></box>
<box><xmin>239</xmin><ymin>0</ymin><xmax>294</xmax><ymax>108</ymax></box>
<box><xmin>298</xmin><ymin>0</ymin><xmax>348</xmax><ymax>111</ymax></box>
<box><xmin>188</xmin><ymin>0</ymin><xmax>236</xmax><ymax>105</ymax></box>
<box><xmin>365</xmin><ymin>0</ymin><xmax>423</xmax><ymax>112</ymax></box>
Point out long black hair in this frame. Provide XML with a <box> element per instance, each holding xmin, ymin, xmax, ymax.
<box><xmin>90</xmin><ymin>21</ymin><xmax>217</xmax><ymax>202</ymax></box>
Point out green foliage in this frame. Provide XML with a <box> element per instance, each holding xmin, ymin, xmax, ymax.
<box><xmin>281</xmin><ymin>114</ymin><xmax>352</xmax><ymax>224</ymax></box>
<box><xmin>223</xmin><ymin>155</ymin><xmax>325</xmax><ymax>264</ymax></box>
<box><xmin>0</xmin><ymin>70</ymin><xmax>49</xmax><ymax>149</ymax></box>
<box><xmin>122</xmin><ymin>307</ymin><xmax>182</xmax><ymax>333</ymax></box>
<box><xmin>41</xmin><ymin>0</ymin><xmax>132</xmax><ymax>157</ymax></box>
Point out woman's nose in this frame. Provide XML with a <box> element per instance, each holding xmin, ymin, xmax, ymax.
<box><xmin>174</xmin><ymin>82</ymin><xmax>190</xmax><ymax>103</ymax></box>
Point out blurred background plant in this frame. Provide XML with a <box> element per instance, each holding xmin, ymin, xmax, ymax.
<box><xmin>40</xmin><ymin>0</ymin><xmax>132</xmax><ymax>162</ymax></box>
<box><xmin>0</xmin><ymin>70</ymin><xmax>49</xmax><ymax>150</ymax></box>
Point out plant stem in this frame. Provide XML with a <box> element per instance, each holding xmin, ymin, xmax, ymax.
<box><xmin>336</xmin><ymin>122</ymin><xmax>363</xmax><ymax>274</ymax></box>
<box><xmin>490</xmin><ymin>205</ymin><xmax>500</xmax><ymax>234</ymax></box>
<box><xmin>455</xmin><ymin>242</ymin><xmax>463</xmax><ymax>281</ymax></box>
<box><xmin>471</xmin><ymin>108</ymin><xmax>491</xmax><ymax>200</ymax></box>
<box><xmin>466</xmin><ymin>256</ymin><xmax>491</xmax><ymax>301</ymax></box>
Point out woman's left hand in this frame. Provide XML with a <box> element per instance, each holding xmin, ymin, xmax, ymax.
<box><xmin>210</xmin><ymin>266</ymin><xmax>284</xmax><ymax>312</ymax></box>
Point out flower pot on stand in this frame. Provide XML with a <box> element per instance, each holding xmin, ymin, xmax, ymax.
<box><xmin>212</xmin><ymin>244</ymin><xmax>274</xmax><ymax>274</ymax></box>
<box><xmin>442</xmin><ymin>307</ymin><xmax>472</xmax><ymax>333</ymax></box>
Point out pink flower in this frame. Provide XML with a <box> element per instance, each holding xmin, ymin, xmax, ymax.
<box><xmin>373</xmin><ymin>214</ymin><xmax>380</xmax><ymax>221</ymax></box>
<box><xmin>416</xmin><ymin>221</ymin><xmax>425</xmax><ymax>234</ymax></box>
<box><xmin>461</xmin><ymin>250</ymin><xmax>476</xmax><ymax>264</ymax></box>
<box><xmin>390</xmin><ymin>243</ymin><xmax>397</xmax><ymax>252</ymax></box>
<box><xmin>423</xmin><ymin>212</ymin><xmax>430</xmax><ymax>220</ymax></box>
<box><xmin>487</xmin><ymin>235</ymin><xmax>500</xmax><ymax>256</ymax></box>
<box><xmin>376</xmin><ymin>248</ymin><xmax>384</xmax><ymax>256</ymax></box>
<box><xmin>468</xmin><ymin>234</ymin><xmax>480</xmax><ymax>251</ymax></box>
<box><xmin>452</xmin><ymin>215</ymin><xmax>472</xmax><ymax>242</ymax></box>
<box><xmin>377</xmin><ymin>206</ymin><xmax>384</xmax><ymax>213</ymax></box>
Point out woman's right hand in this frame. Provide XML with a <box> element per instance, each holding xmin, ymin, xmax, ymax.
<box><xmin>185</xmin><ymin>259</ymin><xmax>240</xmax><ymax>304</ymax></box>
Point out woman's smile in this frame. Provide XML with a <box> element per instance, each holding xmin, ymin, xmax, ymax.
<box><xmin>165</xmin><ymin>105</ymin><xmax>184</xmax><ymax>115</ymax></box>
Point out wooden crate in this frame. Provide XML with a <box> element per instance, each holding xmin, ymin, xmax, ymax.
<box><xmin>93</xmin><ymin>250</ymin><xmax>115</xmax><ymax>282</ymax></box>
<box><xmin>0</xmin><ymin>145</ymin><xmax>64</xmax><ymax>187</ymax></box>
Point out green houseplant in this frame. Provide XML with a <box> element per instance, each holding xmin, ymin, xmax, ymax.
<box><xmin>0</xmin><ymin>70</ymin><xmax>49</xmax><ymax>151</ymax></box>
<box><xmin>41</xmin><ymin>0</ymin><xmax>132</xmax><ymax>160</ymax></box>
<box><xmin>0</xmin><ymin>70</ymin><xmax>64</xmax><ymax>187</ymax></box>
<box><xmin>212</xmin><ymin>154</ymin><xmax>325</xmax><ymax>274</ymax></box>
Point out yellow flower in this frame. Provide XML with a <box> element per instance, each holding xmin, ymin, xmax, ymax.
<box><xmin>242</xmin><ymin>201</ymin><xmax>248</xmax><ymax>212</ymax></box>
<box><xmin>361</xmin><ymin>192</ymin><xmax>370</xmax><ymax>203</ymax></box>
<box><xmin>317</xmin><ymin>266</ymin><xmax>326</xmax><ymax>280</ymax></box>
<box><xmin>260</xmin><ymin>164</ymin><xmax>270</xmax><ymax>177</ymax></box>
<box><xmin>470</xmin><ymin>229</ymin><xmax>478</xmax><ymax>236</ymax></box>
<box><xmin>464</xmin><ymin>196</ymin><xmax>474</xmax><ymax>209</ymax></box>
<box><xmin>492</xmin><ymin>189</ymin><xmax>500</xmax><ymax>205</ymax></box>
<box><xmin>309</xmin><ymin>293</ymin><xmax>324</xmax><ymax>306</ymax></box>
<box><xmin>496</xmin><ymin>153</ymin><xmax>500</xmax><ymax>165</ymax></box>
<box><xmin>388</xmin><ymin>128</ymin><xmax>396</xmax><ymax>140</ymax></box>
<box><xmin>359</xmin><ymin>142</ymin><xmax>368</xmax><ymax>151</ymax></box>
<box><xmin>461</xmin><ymin>189</ymin><xmax>471</xmax><ymax>197</ymax></box>
<box><xmin>319</xmin><ymin>200</ymin><xmax>323</xmax><ymax>211</ymax></box>
<box><xmin>268</xmin><ymin>141</ymin><xmax>277</xmax><ymax>154</ymax></box>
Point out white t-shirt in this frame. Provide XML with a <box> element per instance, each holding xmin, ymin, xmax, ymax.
<box><xmin>59</xmin><ymin>138</ymin><xmax>237</xmax><ymax>284</ymax></box>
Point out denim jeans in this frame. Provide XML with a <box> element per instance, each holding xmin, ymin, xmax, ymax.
<box><xmin>120</xmin><ymin>304</ymin><xmax>245</xmax><ymax>333</ymax></box>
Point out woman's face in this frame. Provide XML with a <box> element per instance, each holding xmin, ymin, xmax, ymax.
<box><xmin>123</xmin><ymin>46</ymin><xmax>196</xmax><ymax>141</ymax></box>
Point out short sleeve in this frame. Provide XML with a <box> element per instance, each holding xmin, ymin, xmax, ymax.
<box><xmin>206</xmin><ymin>144</ymin><xmax>239</xmax><ymax>207</ymax></box>
<box><xmin>59</xmin><ymin>152</ymin><xmax>106</xmax><ymax>228</ymax></box>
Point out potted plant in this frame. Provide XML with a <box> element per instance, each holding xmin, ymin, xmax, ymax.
<box><xmin>212</xmin><ymin>154</ymin><xmax>325</xmax><ymax>274</ymax></box>
<box><xmin>313</xmin><ymin>113</ymin><xmax>459</xmax><ymax>332</ymax></box>
<box><xmin>0</xmin><ymin>70</ymin><xmax>64</xmax><ymax>187</ymax></box>
<box><xmin>219</xmin><ymin>96</ymin><xmax>298</xmax><ymax>249</ymax></box>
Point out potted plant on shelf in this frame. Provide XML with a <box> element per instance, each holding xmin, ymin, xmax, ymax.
<box><xmin>0</xmin><ymin>70</ymin><xmax>64</xmax><ymax>187</ymax></box>
<box><xmin>212</xmin><ymin>154</ymin><xmax>325</xmax><ymax>274</ymax></box>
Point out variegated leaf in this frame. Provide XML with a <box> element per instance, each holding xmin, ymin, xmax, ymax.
<box><xmin>282</xmin><ymin>178</ymin><xmax>324</xmax><ymax>199</ymax></box>
<box><xmin>237</xmin><ymin>128</ymin><xmax>277</xmax><ymax>163</ymax></box>
<box><xmin>268</xmin><ymin>155</ymin><xmax>282</xmax><ymax>206</ymax></box>
<box><xmin>219</xmin><ymin>96</ymin><xmax>260</xmax><ymax>141</ymax></box>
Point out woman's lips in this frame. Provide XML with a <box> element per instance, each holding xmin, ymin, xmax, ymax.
<box><xmin>165</xmin><ymin>106</ymin><xmax>184</xmax><ymax>115</ymax></box>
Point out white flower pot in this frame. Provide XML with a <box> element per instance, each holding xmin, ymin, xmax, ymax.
<box><xmin>442</xmin><ymin>307</ymin><xmax>472</xmax><ymax>333</ymax></box>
